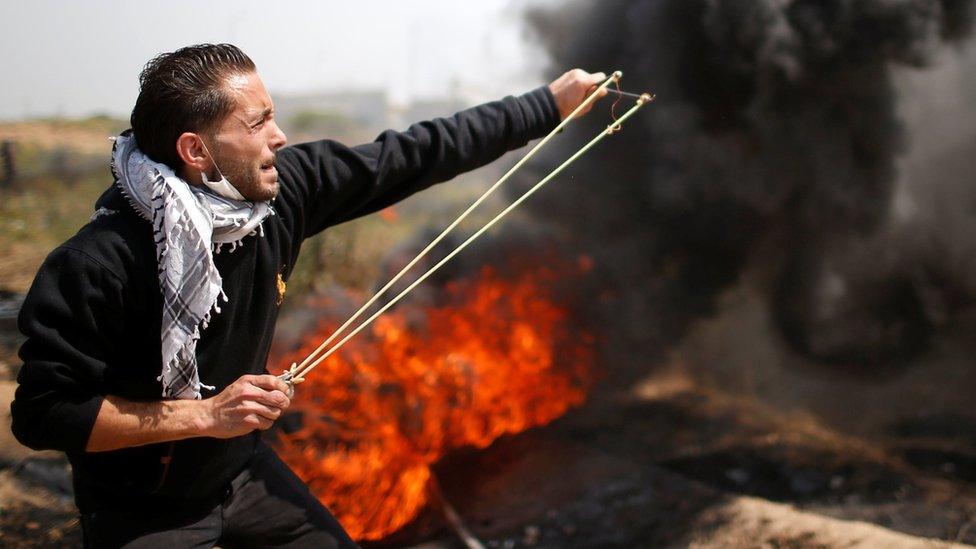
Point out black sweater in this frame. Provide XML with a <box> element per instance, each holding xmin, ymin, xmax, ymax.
<box><xmin>11</xmin><ymin>87</ymin><xmax>560</xmax><ymax>512</ymax></box>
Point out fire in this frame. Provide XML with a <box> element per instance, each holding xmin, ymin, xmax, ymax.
<box><xmin>378</xmin><ymin>206</ymin><xmax>399</xmax><ymax>222</ymax></box>
<box><xmin>273</xmin><ymin>262</ymin><xmax>594</xmax><ymax>540</ymax></box>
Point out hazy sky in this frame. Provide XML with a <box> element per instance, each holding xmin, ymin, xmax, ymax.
<box><xmin>0</xmin><ymin>0</ymin><xmax>550</xmax><ymax>120</ymax></box>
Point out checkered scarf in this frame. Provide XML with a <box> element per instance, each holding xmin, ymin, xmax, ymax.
<box><xmin>111</xmin><ymin>134</ymin><xmax>273</xmax><ymax>399</ymax></box>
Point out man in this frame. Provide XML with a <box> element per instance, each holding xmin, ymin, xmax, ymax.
<box><xmin>10</xmin><ymin>44</ymin><xmax>606</xmax><ymax>547</ymax></box>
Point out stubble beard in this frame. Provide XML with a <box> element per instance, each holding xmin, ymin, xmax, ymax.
<box><xmin>216</xmin><ymin>153</ymin><xmax>279</xmax><ymax>203</ymax></box>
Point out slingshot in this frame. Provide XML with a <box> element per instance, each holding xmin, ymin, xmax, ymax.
<box><xmin>279</xmin><ymin>71</ymin><xmax>654</xmax><ymax>394</ymax></box>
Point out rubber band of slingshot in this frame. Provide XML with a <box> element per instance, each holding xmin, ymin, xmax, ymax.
<box><xmin>281</xmin><ymin>71</ymin><xmax>624</xmax><ymax>383</ymax></box>
<box><xmin>288</xmin><ymin>94</ymin><xmax>652</xmax><ymax>384</ymax></box>
<box><xmin>609</xmin><ymin>77</ymin><xmax>624</xmax><ymax>134</ymax></box>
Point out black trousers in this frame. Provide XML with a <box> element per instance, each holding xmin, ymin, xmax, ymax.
<box><xmin>80</xmin><ymin>443</ymin><xmax>359</xmax><ymax>548</ymax></box>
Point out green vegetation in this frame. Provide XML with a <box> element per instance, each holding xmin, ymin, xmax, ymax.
<box><xmin>0</xmin><ymin>128</ymin><xmax>112</xmax><ymax>291</ymax></box>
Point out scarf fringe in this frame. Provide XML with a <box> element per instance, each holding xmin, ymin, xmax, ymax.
<box><xmin>156</xmin><ymin>319</ymin><xmax>217</xmax><ymax>399</ymax></box>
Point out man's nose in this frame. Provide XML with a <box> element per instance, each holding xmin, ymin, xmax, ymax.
<box><xmin>270</xmin><ymin>121</ymin><xmax>287</xmax><ymax>150</ymax></box>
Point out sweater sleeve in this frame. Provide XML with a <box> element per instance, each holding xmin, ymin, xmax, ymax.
<box><xmin>10</xmin><ymin>246</ymin><xmax>125</xmax><ymax>454</ymax></box>
<box><xmin>274</xmin><ymin>86</ymin><xmax>561</xmax><ymax>239</ymax></box>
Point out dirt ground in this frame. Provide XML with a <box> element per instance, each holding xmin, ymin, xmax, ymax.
<box><xmin>3</xmin><ymin>277</ymin><xmax>976</xmax><ymax>547</ymax></box>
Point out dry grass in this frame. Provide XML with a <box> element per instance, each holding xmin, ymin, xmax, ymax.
<box><xmin>0</xmin><ymin>116</ymin><xmax>125</xmax><ymax>156</ymax></box>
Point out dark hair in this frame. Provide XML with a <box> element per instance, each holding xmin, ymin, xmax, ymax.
<box><xmin>129</xmin><ymin>44</ymin><xmax>256</xmax><ymax>168</ymax></box>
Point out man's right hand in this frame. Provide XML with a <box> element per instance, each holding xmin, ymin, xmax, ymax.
<box><xmin>199</xmin><ymin>374</ymin><xmax>292</xmax><ymax>439</ymax></box>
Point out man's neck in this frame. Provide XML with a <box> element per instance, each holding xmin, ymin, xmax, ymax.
<box><xmin>178</xmin><ymin>166</ymin><xmax>208</xmax><ymax>188</ymax></box>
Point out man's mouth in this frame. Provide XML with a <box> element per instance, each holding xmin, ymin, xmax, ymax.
<box><xmin>260</xmin><ymin>159</ymin><xmax>276</xmax><ymax>173</ymax></box>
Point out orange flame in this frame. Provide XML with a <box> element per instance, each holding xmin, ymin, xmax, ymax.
<box><xmin>273</xmin><ymin>263</ymin><xmax>594</xmax><ymax>540</ymax></box>
<box><xmin>378</xmin><ymin>206</ymin><xmax>399</xmax><ymax>222</ymax></box>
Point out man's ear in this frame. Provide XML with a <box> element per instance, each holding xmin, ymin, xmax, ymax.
<box><xmin>176</xmin><ymin>132</ymin><xmax>209</xmax><ymax>173</ymax></box>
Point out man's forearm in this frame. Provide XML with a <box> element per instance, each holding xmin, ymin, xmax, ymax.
<box><xmin>85</xmin><ymin>395</ymin><xmax>209</xmax><ymax>452</ymax></box>
<box><xmin>85</xmin><ymin>374</ymin><xmax>292</xmax><ymax>452</ymax></box>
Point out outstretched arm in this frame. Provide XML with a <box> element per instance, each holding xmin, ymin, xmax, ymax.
<box><xmin>274</xmin><ymin>69</ymin><xmax>608</xmax><ymax>239</ymax></box>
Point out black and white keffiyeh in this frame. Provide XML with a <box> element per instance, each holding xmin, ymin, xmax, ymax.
<box><xmin>110</xmin><ymin>134</ymin><xmax>273</xmax><ymax>399</ymax></box>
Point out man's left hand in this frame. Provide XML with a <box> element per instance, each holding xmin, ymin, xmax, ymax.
<box><xmin>548</xmin><ymin>69</ymin><xmax>609</xmax><ymax>120</ymax></box>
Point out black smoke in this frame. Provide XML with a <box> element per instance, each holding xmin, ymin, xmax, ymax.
<box><xmin>513</xmin><ymin>0</ymin><xmax>975</xmax><ymax>380</ymax></box>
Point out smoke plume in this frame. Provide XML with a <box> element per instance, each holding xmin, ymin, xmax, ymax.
<box><xmin>513</xmin><ymin>0</ymin><xmax>975</xmax><ymax>379</ymax></box>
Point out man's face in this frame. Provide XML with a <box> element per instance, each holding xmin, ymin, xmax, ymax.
<box><xmin>207</xmin><ymin>71</ymin><xmax>287</xmax><ymax>202</ymax></box>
